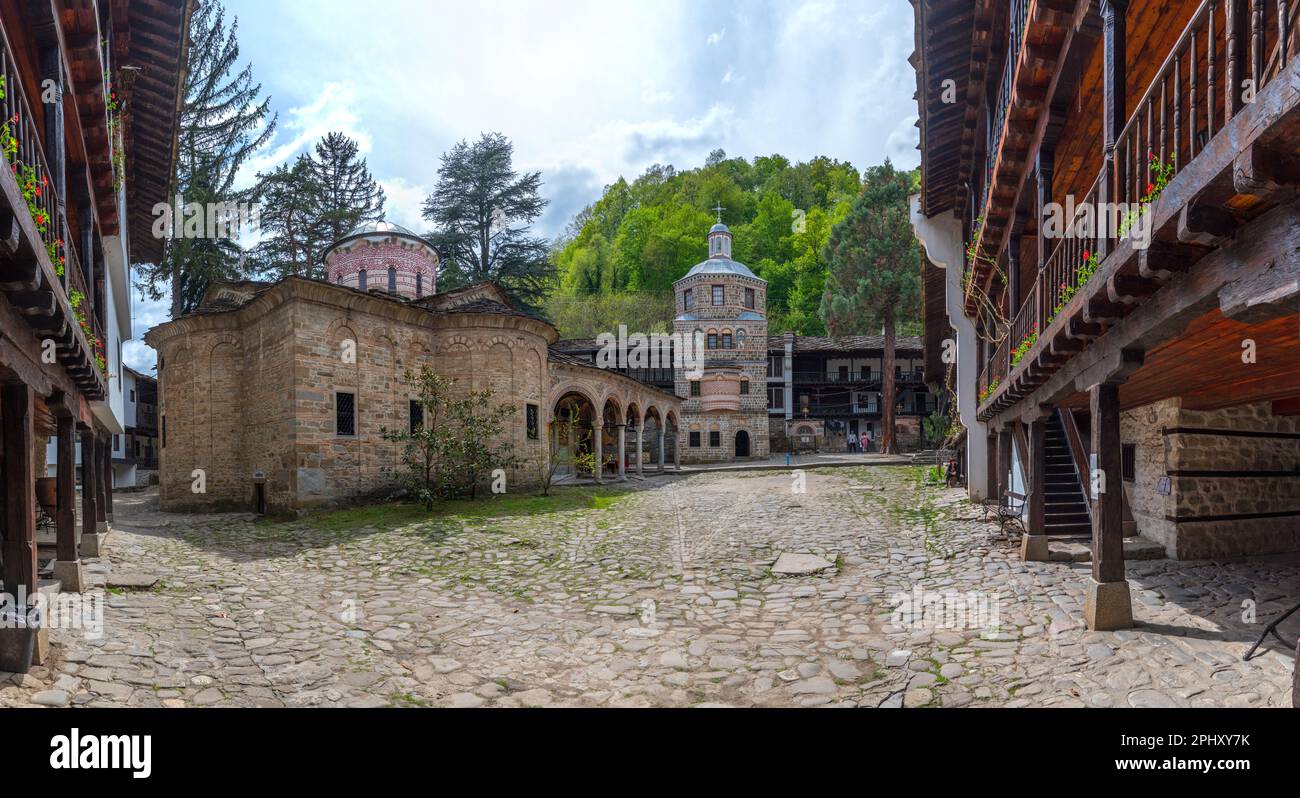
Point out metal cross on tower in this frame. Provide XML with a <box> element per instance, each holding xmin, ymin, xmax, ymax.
<box><xmin>712</xmin><ymin>203</ymin><xmax>725</xmax><ymax>223</ymax></box>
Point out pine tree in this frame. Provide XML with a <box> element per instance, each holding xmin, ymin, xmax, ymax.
<box><xmin>135</xmin><ymin>3</ymin><xmax>276</xmax><ymax>317</ymax></box>
<box><xmin>249</xmin><ymin>155</ymin><xmax>324</xmax><ymax>279</ymax></box>
<box><xmin>422</xmin><ymin>132</ymin><xmax>552</xmax><ymax>311</ymax></box>
<box><xmin>822</xmin><ymin>160</ymin><xmax>921</xmax><ymax>454</ymax></box>
<box><xmin>309</xmin><ymin>132</ymin><xmax>386</xmax><ymax>247</ymax></box>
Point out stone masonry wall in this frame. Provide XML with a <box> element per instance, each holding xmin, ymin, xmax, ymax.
<box><xmin>1122</xmin><ymin>399</ymin><xmax>1300</xmax><ymax>559</ymax></box>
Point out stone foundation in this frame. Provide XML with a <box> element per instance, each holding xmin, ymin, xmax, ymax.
<box><xmin>1122</xmin><ymin>399</ymin><xmax>1300</xmax><ymax>559</ymax></box>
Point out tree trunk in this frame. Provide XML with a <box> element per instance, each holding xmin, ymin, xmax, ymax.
<box><xmin>882</xmin><ymin>307</ymin><xmax>898</xmax><ymax>455</ymax></box>
<box><xmin>170</xmin><ymin>270</ymin><xmax>184</xmax><ymax>318</ymax></box>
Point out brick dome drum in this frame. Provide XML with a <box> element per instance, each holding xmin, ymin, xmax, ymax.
<box><xmin>325</xmin><ymin>221</ymin><xmax>439</xmax><ymax>299</ymax></box>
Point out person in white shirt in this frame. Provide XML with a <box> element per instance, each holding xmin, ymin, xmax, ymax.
<box><xmin>846</xmin><ymin>431</ymin><xmax>858</xmax><ymax>453</ymax></box>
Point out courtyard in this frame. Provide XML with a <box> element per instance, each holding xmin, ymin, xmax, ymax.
<box><xmin>4</xmin><ymin>466</ymin><xmax>1296</xmax><ymax>708</ymax></box>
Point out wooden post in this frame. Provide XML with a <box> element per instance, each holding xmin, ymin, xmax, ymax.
<box><xmin>80</xmin><ymin>427</ymin><xmax>98</xmax><ymax>544</ymax></box>
<box><xmin>55</xmin><ymin>413</ymin><xmax>76</xmax><ymax>561</ymax></box>
<box><xmin>102</xmin><ymin>435</ymin><xmax>114</xmax><ymax>521</ymax></box>
<box><xmin>1226</xmin><ymin>0</ymin><xmax>1248</xmax><ymax>117</ymax></box>
<box><xmin>997</xmin><ymin>428</ymin><xmax>1012</xmax><ymax>499</ymax></box>
<box><xmin>1100</xmin><ymin>0</ymin><xmax>1128</xmax><ymax>258</ymax></box>
<box><xmin>1036</xmin><ymin>146</ymin><xmax>1055</xmax><ymax>273</ymax></box>
<box><xmin>985</xmin><ymin>431</ymin><xmax>998</xmax><ymax>500</ymax></box>
<box><xmin>96</xmin><ymin>435</ymin><xmax>108</xmax><ymax>525</ymax></box>
<box><xmin>1021</xmin><ymin>414</ymin><xmax>1050</xmax><ymax>560</ymax></box>
<box><xmin>1086</xmin><ymin>381</ymin><xmax>1132</xmax><ymax>630</ymax></box>
<box><xmin>1</xmin><ymin>383</ymin><xmax>38</xmax><ymax>601</ymax></box>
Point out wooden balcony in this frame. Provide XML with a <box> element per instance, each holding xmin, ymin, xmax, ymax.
<box><xmin>963</xmin><ymin>0</ymin><xmax>1081</xmax><ymax>314</ymax></box>
<box><xmin>977</xmin><ymin>0</ymin><xmax>1300</xmax><ymax>420</ymax></box>
<box><xmin>0</xmin><ymin>15</ymin><xmax>109</xmax><ymax>401</ymax></box>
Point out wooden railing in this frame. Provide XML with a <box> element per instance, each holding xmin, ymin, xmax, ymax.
<box><xmin>0</xmin><ymin>17</ymin><xmax>107</xmax><ymax>385</ymax></box>
<box><xmin>983</xmin><ymin>0</ymin><xmax>1032</xmax><ymax>214</ymax></box>
<box><xmin>979</xmin><ymin>0</ymin><xmax>1300</xmax><ymax>410</ymax></box>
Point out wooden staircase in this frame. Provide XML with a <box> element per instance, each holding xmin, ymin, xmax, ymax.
<box><xmin>1043</xmin><ymin>411</ymin><xmax>1090</xmax><ymax>536</ymax></box>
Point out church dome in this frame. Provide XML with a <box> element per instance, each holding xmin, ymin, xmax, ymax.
<box><xmin>324</xmin><ymin>218</ymin><xmax>439</xmax><ymax>300</ymax></box>
<box><xmin>683</xmin><ymin>258</ymin><xmax>760</xmax><ymax>279</ymax></box>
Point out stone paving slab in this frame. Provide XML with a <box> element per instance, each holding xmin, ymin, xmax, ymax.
<box><xmin>2</xmin><ymin>468</ymin><xmax>1295</xmax><ymax>708</ymax></box>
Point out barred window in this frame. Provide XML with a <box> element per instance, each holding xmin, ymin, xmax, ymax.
<box><xmin>712</xmin><ymin>285</ymin><xmax>724</xmax><ymax>305</ymax></box>
<box><xmin>388</xmin><ymin>267</ymin><xmax>397</xmax><ymax>293</ymax></box>
<box><xmin>709</xmin><ymin>431</ymin><xmax>720</xmax><ymax>447</ymax></box>
<box><xmin>689</xmin><ymin>381</ymin><xmax>701</xmax><ymax>397</ymax></box>
<box><xmin>684</xmin><ymin>288</ymin><xmax>694</xmax><ymax>310</ymax></box>
<box><xmin>409</xmin><ymin>399</ymin><xmax>423</xmax><ymax>434</ymax></box>
<box><xmin>689</xmin><ymin>431</ymin><xmax>701</xmax><ymax>447</ymax></box>
<box><xmin>526</xmin><ymin>403</ymin><xmax>539</xmax><ymax>440</ymax></box>
<box><xmin>744</xmin><ymin>287</ymin><xmax>755</xmax><ymax>309</ymax></box>
<box><xmin>740</xmin><ymin>380</ymin><xmax>749</xmax><ymax>395</ymax></box>
<box><xmin>358</xmin><ymin>270</ymin><xmax>367</xmax><ymax>291</ymax></box>
<box><xmin>336</xmin><ymin>391</ymin><xmax>356</xmax><ymax>437</ymax></box>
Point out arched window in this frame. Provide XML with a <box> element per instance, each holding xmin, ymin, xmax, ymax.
<box><xmin>416</xmin><ymin>273</ymin><xmax>423</xmax><ymax>297</ymax></box>
<box><xmin>387</xmin><ymin>267</ymin><xmax>397</xmax><ymax>293</ymax></box>
<box><xmin>358</xmin><ymin>269</ymin><xmax>367</xmax><ymax>291</ymax></box>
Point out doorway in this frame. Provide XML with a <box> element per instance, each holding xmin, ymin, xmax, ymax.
<box><xmin>735</xmin><ymin>430</ymin><xmax>751</xmax><ymax>458</ymax></box>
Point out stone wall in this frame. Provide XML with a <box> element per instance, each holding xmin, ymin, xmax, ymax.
<box><xmin>1122</xmin><ymin>399</ymin><xmax>1300</xmax><ymax>559</ymax></box>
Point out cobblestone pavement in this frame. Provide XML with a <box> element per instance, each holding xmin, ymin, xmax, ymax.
<box><xmin>3</xmin><ymin>467</ymin><xmax>1296</xmax><ymax>708</ymax></box>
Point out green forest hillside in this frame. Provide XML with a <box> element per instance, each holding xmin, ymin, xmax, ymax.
<box><xmin>546</xmin><ymin>150</ymin><xmax>862</xmax><ymax>337</ymax></box>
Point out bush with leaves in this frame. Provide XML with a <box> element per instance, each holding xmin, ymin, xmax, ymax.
<box><xmin>381</xmin><ymin>366</ymin><xmax>521</xmax><ymax>508</ymax></box>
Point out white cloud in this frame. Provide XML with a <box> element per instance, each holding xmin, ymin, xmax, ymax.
<box><xmin>721</xmin><ymin>67</ymin><xmax>734</xmax><ymax>84</ymax></box>
<box><xmin>378</xmin><ymin>177</ymin><xmax>430</xmax><ymax>232</ymax></box>
<box><xmin>707</xmin><ymin>28</ymin><xmax>726</xmax><ymax>45</ymax></box>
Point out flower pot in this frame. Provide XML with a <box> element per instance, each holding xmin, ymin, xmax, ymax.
<box><xmin>35</xmin><ymin>476</ymin><xmax>57</xmax><ymax>510</ymax></box>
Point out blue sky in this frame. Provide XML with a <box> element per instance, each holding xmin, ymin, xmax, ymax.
<box><xmin>125</xmin><ymin>0</ymin><xmax>919</xmax><ymax>372</ymax></box>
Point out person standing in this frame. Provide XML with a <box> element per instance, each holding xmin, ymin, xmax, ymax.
<box><xmin>846</xmin><ymin>430</ymin><xmax>858</xmax><ymax>454</ymax></box>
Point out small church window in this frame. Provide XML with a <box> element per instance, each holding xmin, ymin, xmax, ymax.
<box><xmin>689</xmin><ymin>381</ymin><xmax>701</xmax><ymax>397</ymax></box>
<box><xmin>358</xmin><ymin>270</ymin><xmax>367</xmax><ymax>291</ymax></box>
<box><xmin>707</xmin><ymin>334</ymin><xmax>718</xmax><ymax>350</ymax></box>
<box><xmin>416</xmin><ymin>273</ymin><xmax>422</xmax><ymax>297</ymax></box>
<box><xmin>740</xmin><ymin>380</ymin><xmax>749</xmax><ymax>395</ymax></box>
<box><xmin>689</xmin><ymin>431</ymin><xmax>701</xmax><ymax>448</ymax></box>
<box><xmin>712</xmin><ymin>285</ymin><xmax>724</xmax><ymax>305</ymax></box>
<box><xmin>709</xmin><ymin>431</ymin><xmax>720</xmax><ymax>447</ymax></box>
<box><xmin>721</xmin><ymin>333</ymin><xmax>732</xmax><ymax>349</ymax></box>
<box><xmin>1122</xmin><ymin>444</ymin><xmax>1136</xmax><ymax>482</ymax></box>
<box><xmin>336</xmin><ymin>391</ymin><xmax>356</xmax><ymax>437</ymax></box>
<box><xmin>684</xmin><ymin>288</ymin><xmax>694</xmax><ymax>310</ymax></box>
<box><xmin>744</xmin><ymin>288</ymin><xmax>755</xmax><ymax>309</ymax></box>
<box><xmin>409</xmin><ymin>400</ymin><xmax>423</xmax><ymax>434</ymax></box>
<box><xmin>526</xmin><ymin>404</ymin><xmax>539</xmax><ymax>440</ymax></box>
<box><xmin>388</xmin><ymin>267</ymin><xmax>397</xmax><ymax>293</ymax></box>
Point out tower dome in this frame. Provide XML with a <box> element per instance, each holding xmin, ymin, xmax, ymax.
<box><xmin>324</xmin><ymin>219</ymin><xmax>439</xmax><ymax>299</ymax></box>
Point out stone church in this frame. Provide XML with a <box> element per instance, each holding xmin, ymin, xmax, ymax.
<box><xmin>147</xmin><ymin>219</ymin><xmax>930</xmax><ymax>513</ymax></box>
<box><xmin>145</xmin><ymin>221</ymin><xmax>681</xmax><ymax>514</ymax></box>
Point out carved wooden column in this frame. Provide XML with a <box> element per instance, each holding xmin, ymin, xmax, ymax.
<box><xmin>997</xmin><ymin>427</ymin><xmax>1013</xmax><ymax>501</ymax></box>
<box><xmin>1086</xmin><ymin>381</ymin><xmax>1132</xmax><ymax>630</ymax></box>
